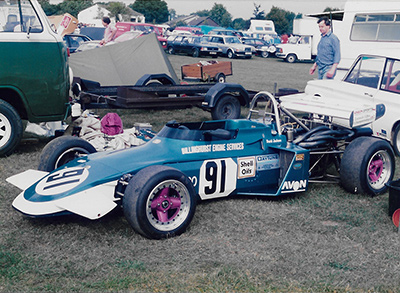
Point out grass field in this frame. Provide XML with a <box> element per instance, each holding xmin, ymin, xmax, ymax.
<box><xmin>1</xmin><ymin>55</ymin><xmax>400</xmax><ymax>292</ymax></box>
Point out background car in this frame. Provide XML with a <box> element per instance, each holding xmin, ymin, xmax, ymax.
<box><xmin>63</xmin><ymin>33</ymin><xmax>91</xmax><ymax>53</ymax></box>
<box><xmin>208</xmin><ymin>35</ymin><xmax>253</xmax><ymax>59</ymax></box>
<box><xmin>167</xmin><ymin>36</ymin><xmax>221</xmax><ymax>57</ymax></box>
<box><xmin>241</xmin><ymin>37</ymin><xmax>276</xmax><ymax>58</ymax></box>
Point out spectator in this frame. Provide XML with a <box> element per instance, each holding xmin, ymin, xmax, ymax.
<box><xmin>309</xmin><ymin>17</ymin><xmax>341</xmax><ymax>79</ymax></box>
<box><xmin>99</xmin><ymin>16</ymin><xmax>116</xmax><ymax>45</ymax></box>
<box><xmin>281</xmin><ymin>33</ymin><xmax>288</xmax><ymax>44</ymax></box>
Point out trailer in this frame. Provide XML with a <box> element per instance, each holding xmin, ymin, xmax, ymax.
<box><xmin>73</xmin><ymin>74</ymin><xmax>252</xmax><ymax>120</ymax></box>
<box><xmin>181</xmin><ymin>61</ymin><xmax>232</xmax><ymax>83</ymax></box>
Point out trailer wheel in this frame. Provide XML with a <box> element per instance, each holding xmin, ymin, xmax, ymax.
<box><xmin>215</xmin><ymin>73</ymin><xmax>226</xmax><ymax>83</ymax></box>
<box><xmin>38</xmin><ymin>136</ymin><xmax>96</xmax><ymax>171</ymax></box>
<box><xmin>286</xmin><ymin>54</ymin><xmax>297</xmax><ymax>63</ymax></box>
<box><xmin>211</xmin><ymin>94</ymin><xmax>241</xmax><ymax>120</ymax></box>
<box><xmin>0</xmin><ymin>100</ymin><xmax>23</xmax><ymax>157</ymax></box>
<box><xmin>340</xmin><ymin>137</ymin><xmax>395</xmax><ymax>196</ymax></box>
<box><xmin>123</xmin><ymin>165</ymin><xmax>196</xmax><ymax>239</ymax></box>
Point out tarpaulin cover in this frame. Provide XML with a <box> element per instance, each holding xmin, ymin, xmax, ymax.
<box><xmin>69</xmin><ymin>34</ymin><xmax>178</xmax><ymax>86</ymax></box>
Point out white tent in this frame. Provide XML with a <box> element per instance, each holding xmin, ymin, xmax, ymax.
<box><xmin>69</xmin><ymin>34</ymin><xmax>179</xmax><ymax>86</ymax></box>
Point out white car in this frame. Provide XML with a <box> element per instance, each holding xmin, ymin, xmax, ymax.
<box><xmin>280</xmin><ymin>54</ymin><xmax>400</xmax><ymax>155</ymax></box>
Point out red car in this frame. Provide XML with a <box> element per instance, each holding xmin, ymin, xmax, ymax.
<box><xmin>115</xmin><ymin>22</ymin><xmax>167</xmax><ymax>49</ymax></box>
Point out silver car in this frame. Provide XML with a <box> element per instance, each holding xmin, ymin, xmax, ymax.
<box><xmin>208</xmin><ymin>35</ymin><xmax>254</xmax><ymax>59</ymax></box>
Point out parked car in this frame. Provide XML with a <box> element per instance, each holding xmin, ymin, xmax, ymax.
<box><xmin>0</xmin><ymin>0</ymin><xmax>70</xmax><ymax>156</ymax></box>
<box><xmin>280</xmin><ymin>54</ymin><xmax>400</xmax><ymax>156</ymax></box>
<box><xmin>63</xmin><ymin>33</ymin><xmax>91</xmax><ymax>53</ymax></box>
<box><xmin>114</xmin><ymin>22</ymin><xmax>168</xmax><ymax>49</ymax></box>
<box><xmin>208</xmin><ymin>35</ymin><xmax>253</xmax><ymax>59</ymax></box>
<box><xmin>275</xmin><ymin>35</ymin><xmax>316</xmax><ymax>63</ymax></box>
<box><xmin>241</xmin><ymin>37</ymin><xmax>276</xmax><ymax>58</ymax></box>
<box><xmin>167</xmin><ymin>36</ymin><xmax>222</xmax><ymax>57</ymax></box>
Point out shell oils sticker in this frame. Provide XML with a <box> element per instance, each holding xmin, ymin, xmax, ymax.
<box><xmin>35</xmin><ymin>167</ymin><xmax>89</xmax><ymax>196</ymax></box>
<box><xmin>256</xmin><ymin>154</ymin><xmax>279</xmax><ymax>171</ymax></box>
<box><xmin>296</xmin><ymin>154</ymin><xmax>305</xmax><ymax>161</ymax></box>
<box><xmin>238</xmin><ymin>156</ymin><xmax>256</xmax><ymax>179</ymax></box>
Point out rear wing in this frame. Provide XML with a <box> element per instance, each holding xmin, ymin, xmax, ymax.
<box><xmin>280</xmin><ymin>93</ymin><xmax>385</xmax><ymax>128</ymax></box>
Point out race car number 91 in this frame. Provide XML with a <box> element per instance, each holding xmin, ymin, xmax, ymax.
<box><xmin>199</xmin><ymin>158</ymin><xmax>237</xmax><ymax>199</ymax></box>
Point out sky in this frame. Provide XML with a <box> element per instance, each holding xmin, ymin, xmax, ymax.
<box><xmin>49</xmin><ymin>0</ymin><xmax>348</xmax><ymax>19</ymax></box>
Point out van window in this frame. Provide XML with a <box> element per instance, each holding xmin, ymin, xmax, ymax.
<box><xmin>351</xmin><ymin>13</ymin><xmax>400</xmax><ymax>41</ymax></box>
<box><xmin>0</xmin><ymin>0</ymin><xmax>43</xmax><ymax>33</ymax></box>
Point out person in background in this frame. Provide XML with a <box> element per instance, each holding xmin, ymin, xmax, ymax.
<box><xmin>99</xmin><ymin>16</ymin><xmax>116</xmax><ymax>45</ymax></box>
<box><xmin>309</xmin><ymin>17</ymin><xmax>340</xmax><ymax>79</ymax></box>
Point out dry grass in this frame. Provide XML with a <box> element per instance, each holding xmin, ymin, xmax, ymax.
<box><xmin>1</xmin><ymin>55</ymin><xmax>400</xmax><ymax>292</ymax></box>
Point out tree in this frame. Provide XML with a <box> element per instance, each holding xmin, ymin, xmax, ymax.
<box><xmin>129</xmin><ymin>0</ymin><xmax>169</xmax><ymax>24</ymax></box>
<box><xmin>266</xmin><ymin>6</ymin><xmax>296</xmax><ymax>35</ymax></box>
<box><xmin>57</xmin><ymin>0</ymin><xmax>93</xmax><ymax>18</ymax></box>
<box><xmin>196</xmin><ymin>9</ymin><xmax>210</xmax><ymax>17</ymax></box>
<box><xmin>209</xmin><ymin>3</ymin><xmax>232</xmax><ymax>27</ymax></box>
<box><xmin>38</xmin><ymin>0</ymin><xmax>58</xmax><ymax>16</ymax></box>
<box><xmin>107</xmin><ymin>2</ymin><xmax>130</xmax><ymax>21</ymax></box>
<box><xmin>252</xmin><ymin>3</ymin><xmax>265</xmax><ymax>20</ymax></box>
<box><xmin>232</xmin><ymin>18</ymin><xmax>249</xmax><ymax>31</ymax></box>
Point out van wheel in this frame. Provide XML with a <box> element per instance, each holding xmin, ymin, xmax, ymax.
<box><xmin>38</xmin><ymin>136</ymin><xmax>96</xmax><ymax>171</ymax></box>
<box><xmin>286</xmin><ymin>54</ymin><xmax>297</xmax><ymax>63</ymax></box>
<box><xmin>0</xmin><ymin>100</ymin><xmax>23</xmax><ymax>157</ymax></box>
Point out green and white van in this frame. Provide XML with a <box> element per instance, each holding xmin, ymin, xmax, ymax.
<box><xmin>0</xmin><ymin>0</ymin><xmax>70</xmax><ymax>156</ymax></box>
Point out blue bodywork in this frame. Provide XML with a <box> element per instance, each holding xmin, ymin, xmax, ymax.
<box><xmin>12</xmin><ymin>119</ymin><xmax>310</xmax><ymax>218</ymax></box>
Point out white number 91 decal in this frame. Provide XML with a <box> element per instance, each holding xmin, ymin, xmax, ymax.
<box><xmin>199</xmin><ymin>158</ymin><xmax>237</xmax><ymax>200</ymax></box>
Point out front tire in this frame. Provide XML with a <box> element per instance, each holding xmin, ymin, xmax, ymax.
<box><xmin>123</xmin><ymin>165</ymin><xmax>196</xmax><ymax>239</ymax></box>
<box><xmin>211</xmin><ymin>94</ymin><xmax>241</xmax><ymax>120</ymax></box>
<box><xmin>38</xmin><ymin>136</ymin><xmax>97</xmax><ymax>171</ymax></box>
<box><xmin>167</xmin><ymin>46</ymin><xmax>174</xmax><ymax>55</ymax></box>
<box><xmin>286</xmin><ymin>54</ymin><xmax>297</xmax><ymax>63</ymax></box>
<box><xmin>0</xmin><ymin>100</ymin><xmax>23</xmax><ymax>157</ymax></box>
<box><xmin>227</xmin><ymin>50</ymin><xmax>234</xmax><ymax>59</ymax></box>
<box><xmin>340</xmin><ymin>137</ymin><xmax>395</xmax><ymax>196</ymax></box>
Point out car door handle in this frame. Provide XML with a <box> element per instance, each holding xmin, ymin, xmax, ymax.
<box><xmin>364</xmin><ymin>92</ymin><xmax>373</xmax><ymax>97</ymax></box>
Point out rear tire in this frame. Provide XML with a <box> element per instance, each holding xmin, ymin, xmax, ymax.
<box><xmin>261</xmin><ymin>51</ymin><xmax>269</xmax><ymax>58</ymax></box>
<box><xmin>192</xmin><ymin>48</ymin><xmax>199</xmax><ymax>57</ymax></box>
<box><xmin>340</xmin><ymin>137</ymin><xmax>395</xmax><ymax>196</ymax></box>
<box><xmin>123</xmin><ymin>165</ymin><xmax>196</xmax><ymax>239</ymax></box>
<box><xmin>38</xmin><ymin>136</ymin><xmax>96</xmax><ymax>171</ymax></box>
<box><xmin>0</xmin><ymin>100</ymin><xmax>23</xmax><ymax>157</ymax></box>
<box><xmin>211</xmin><ymin>94</ymin><xmax>241</xmax><ymax>120</ymax></box>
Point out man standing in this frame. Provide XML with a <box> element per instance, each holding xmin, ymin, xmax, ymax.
<box><xmin>309</xmin><ymin>17</ymin><xmax>341</xmax><ymax>79</ymax></box>
<box><xmin>99</xmin><ymin>16</ymin><xmax>117</xmax><ymax>45</ymax></box>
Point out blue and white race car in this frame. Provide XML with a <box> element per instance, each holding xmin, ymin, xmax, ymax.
<box><xmin>7</xmin><ymin>92</ymin><xmax>395</xmax><ymax>239</ymax></box>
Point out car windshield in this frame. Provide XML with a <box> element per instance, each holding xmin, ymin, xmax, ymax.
<box><xmin>344</xmin><ymin>56</ymin><xmax>385</xmax><ymax>88</ymax></box>
<box><xmin>225</xmin><ymin>37</ymin><xmax>241</xmax><ymax>44</ymax></box>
